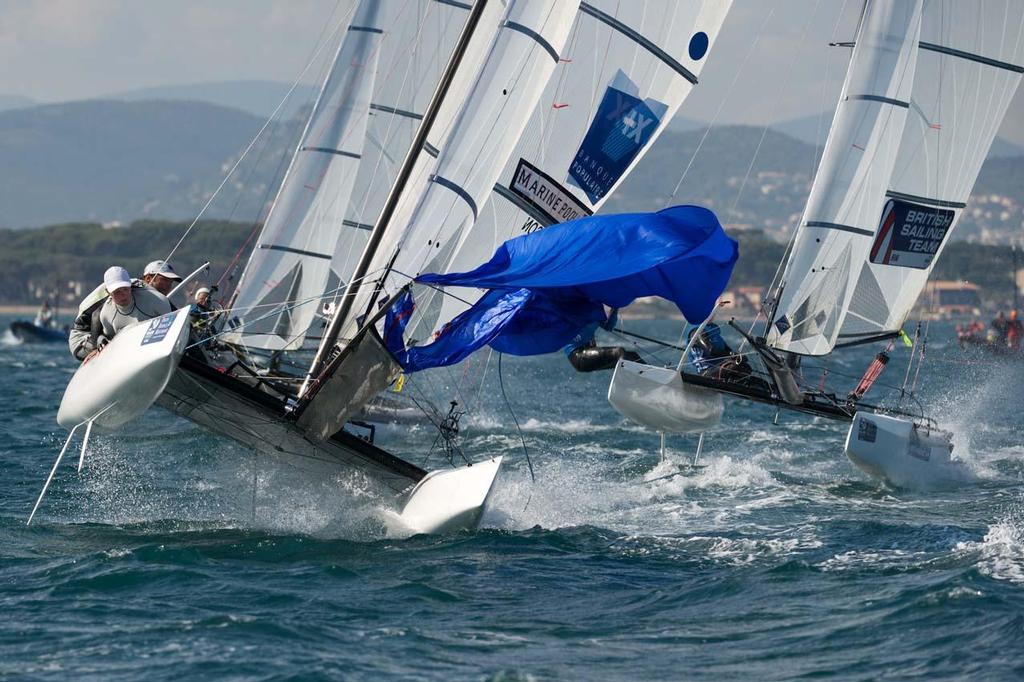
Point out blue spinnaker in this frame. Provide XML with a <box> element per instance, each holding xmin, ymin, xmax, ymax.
<box><xmin>387</xmin><ymin>205</ymin><xmax>738</xmax><ymax>372</ymax></box>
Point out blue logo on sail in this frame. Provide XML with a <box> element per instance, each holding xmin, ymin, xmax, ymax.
<box><xmin>568</xmin><ymin>71</ymin><xmax>667</xmax><ymax>204</ymax></box>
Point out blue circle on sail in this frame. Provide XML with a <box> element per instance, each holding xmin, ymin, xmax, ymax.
<box><xmin>688</xmin><ymin>32</ymin><xmax>709</xmax><ymax>61</ymax></box>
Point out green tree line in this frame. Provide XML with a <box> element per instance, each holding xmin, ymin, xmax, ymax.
<box><xmin>0</xmin><ymin>220</ymin><xmax>1018</xmax><ymax>308</ymax></box>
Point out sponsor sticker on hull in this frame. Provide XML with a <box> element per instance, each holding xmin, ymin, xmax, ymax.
<box><xmin>869</xmin><ymin>198</ymin><xmax>956</xmax><ymax>269</ymax></box>
<box><xmin>510</xmin><ymin>158</ymin><xmax>592</xmax><ymax>228</ymax></box>
<box><xmin>141</xmin><ymin>313</ymin><xmax>175</xmax><ymax>346</ymax></box>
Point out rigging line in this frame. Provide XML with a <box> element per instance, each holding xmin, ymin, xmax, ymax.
<box><xmin>814</xmin><ymin>0</ymin><xmax>852</xmax><ymax>179</ymax></box>
<box><xmin>162</xmin><ymin>1</ymin><xmax>356</xmax><ymax>266</ymax></box>
<box><xmin>498</xmin><ymin>353</ymin><xmax>534</xmax><ymax>483</ymax></box>
<box><xmin>670</xmin><ymin>6</ymin><xmax>776</xmax><ymax>200</ymax></box>
<box><xmin>728</xmin><ymin>0</ymin><xmax>821</xmax><ymax>223</ymax></box>
<box><xmin>223</xmin><ymin>264</ymin><xmax>385</xmax><ymax>323</ymax></box>
<box><xmin>187</xmin><ymin>275</ymin><xmax>379</xmax><ymax>351</ymax></box>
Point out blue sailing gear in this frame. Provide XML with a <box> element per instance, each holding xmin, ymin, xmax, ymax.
<box><xmin>688</xmin><ymin>322</ymin><xmax>731</xmax><ymax>373</ymax></box>
<box><xmin>385</xmin><ymin>206</ymin><xmax>738</xmax><ymax>373</ymax></box>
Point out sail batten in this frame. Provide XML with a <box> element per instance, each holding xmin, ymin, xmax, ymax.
<box><xmin>224</xmin><ymin>0</ymin><xmax>385</xmax><ymax>351</ymax></box>
<box><xmin>771</xmin><ymin>0</ymin><xmax>1024</xmax><ymax>354</ymax></box>
<box><xmin>409</xmin><ymin>1</ymin><xmax>733</xmax><ymax>340</ymax></box>
<box><xmin>578</xmin><ymin>3</ymin><xmax>700</xmax><ymax>84</ymax></box>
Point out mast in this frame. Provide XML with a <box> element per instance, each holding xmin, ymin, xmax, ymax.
<box><xmin>300</xmin><ymin>0</ymin><xmax>490</xmax><ymax>397</ymax></box>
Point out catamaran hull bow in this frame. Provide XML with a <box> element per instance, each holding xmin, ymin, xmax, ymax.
<box><xmin>57</xmin><ymin>308</ymin><xmax>191</xmax><ymax>432</ymax></box>
<box><xmin>844</xmin><ymin>411</ymin><xmax>972</xmax><ymax>490</ymax></box>
<box><xmin>608</xmin><ymin>360</ymin><xmax>724</xmax><ymax>433</ymax></box>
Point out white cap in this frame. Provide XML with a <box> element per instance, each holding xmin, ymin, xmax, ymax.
<box><xmin>103</xmin><ymin>266</ymin><xmax>132</xmax><ymax>292</ymax></box>
<box><xmin>143</xmin><ymin>260</ymin><xmax>182</xmax><ymax>281</ymax></box>
<box><xmin>195</xmin><ymin>287</ymin><xmax>211</xmax><ymax>297</ymax></box>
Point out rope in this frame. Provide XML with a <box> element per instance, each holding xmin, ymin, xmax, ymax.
<box><xmin>498</xmin><ymin>353</ymin><xmax>534</xmax><ymax>483</ymax></box>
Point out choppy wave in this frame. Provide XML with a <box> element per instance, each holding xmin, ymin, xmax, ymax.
<box><xmin>3</xmin><ymin>317</ymin><xmax>1024</xmax><ymax>679</ymax></box>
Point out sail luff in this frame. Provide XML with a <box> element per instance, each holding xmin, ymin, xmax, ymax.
<box><xmin>301</xmin><ymin>0</ymin><xmax>496</xmax><ymax>396</ymax></box>
<box><xmin>767</xmin><ymin>0</ymin><xmax>924</xmax><ymax>356</ymax></box>
<box><xmin>224</xmin><ymin>1</ymin><xmax>383</xmax><ymax>351</ymax></box>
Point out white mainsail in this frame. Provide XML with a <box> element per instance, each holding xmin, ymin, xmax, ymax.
<box><xmin>768</xmin><ymin>0</ymin><xmax>924</xmax><ymax>356</ymax></box>
<box><xmin>338</xmin><ymin>0</ymin><xmax>583</xmax><ymax>341</ymax></box>
<box><xmin>361</xmin><ymin>1</ymin><xmax>734</xmax><ymax>342</ymax></box>
<box><xmin>226</xmin><ymin>1</ymin><xmax>384</xmax><ymax>351</ymax></box>
<box><xmin>840</xmin><ymin>0</ymin><xmax>1024</xmax><ymax>340</ymax></box>
<box><xmin>770</xmin><ymin>0</ymin><xmax>1024</xmax><ymax>356</ymax></box>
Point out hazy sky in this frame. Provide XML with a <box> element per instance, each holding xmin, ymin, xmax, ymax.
<box><xmin>1</xmin><ymin>0</ymin><xmax>1022</xmax><ymax>142</ymax></box>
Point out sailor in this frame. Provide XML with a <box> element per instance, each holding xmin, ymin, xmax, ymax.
<box><xmin>68</xmin><ymin>281</ymin><xmax>112</xmax><ymax>362</ymax></box>
<box><xmin>97</xmin><ymin>266</ymin><xmax>172</xmax><ymax>342</ymax></box>
<box><xmin>142</xmin><ymin>260</ymin><xmax>185</xmax><ymax>307</ymax></box>
<box><xmin>991</xmin><ymin>311</ymin><xmax>1009</xmax><ymax>345</ymax></box>
<box><xmin>1008</xmin><ymin>310</ymin><xmax>1023</xmax><ymax>350</ymax></box>
<box><xmin>687</xmin><ymin>323</ymin><xmax>769</xmax><ymax>391</ymax></box>
<box><xmin>191</xmin><ymin>286</ymin><xmax>224</xmax><ymax>335</ymax></box>
<box><xmin>34</xmin><ymin>301</ymin><xmax>55</xmax><ymax>329</ymax></box>
<box><xmin>564</xmin><ymin>308</ymin><xmax>642</xmax><ymax>372</ymax></box>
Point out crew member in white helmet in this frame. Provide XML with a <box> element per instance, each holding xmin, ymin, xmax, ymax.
<box><xmin>97</xmin><ymin>266</ymin><xmax>172</xmax><ymax>343</ymax></box>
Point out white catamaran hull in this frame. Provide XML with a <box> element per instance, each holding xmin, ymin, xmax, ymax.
<box><xmin>157</xmin><ymin>359</ymin><xmax>502</xmax><ymax>534</ymax></box>
<box><xmin>57</xmin><ymin>308</ymin><xmax>191</xmax><ymax>432</ymax></box>
<box><xmin>608</xmin><ymin>360</ymin><xmax>724</xmax><ymax>433</ymax></box>
<box><xmin>844</xmin><ymin>411</ymin><xmax>973</xmax><ymax>490</ymax></box>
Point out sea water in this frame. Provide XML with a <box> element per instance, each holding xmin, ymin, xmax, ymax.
<box><xmin>1</xmin><ymin>316</ymin><xmax>1022</xmax><ymax>680</ymax></box>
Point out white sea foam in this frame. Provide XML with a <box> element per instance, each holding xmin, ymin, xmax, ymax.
<box><xmin>954</xmin><ymin>517</ymin><xmax>1024</xmax><ymax>584</ymax></box>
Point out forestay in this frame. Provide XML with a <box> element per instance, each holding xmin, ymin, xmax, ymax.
<box><xmin>770</xmin><ymin>0</ymin><xmax>1024</xmax><ymax>355</ymax></box>
<box><xmin>392</xmin><ymin>1</ymin><xmax>733</xmax><ymax>342</ymax></box>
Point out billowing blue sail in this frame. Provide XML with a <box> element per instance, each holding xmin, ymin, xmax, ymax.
<box><xmin>386</xmin><ymin>205</ymin><xmax>738</xmax><ymax>372</ymax></box>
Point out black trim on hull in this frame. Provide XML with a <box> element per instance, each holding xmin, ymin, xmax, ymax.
<box><xmin>678</xmin><ymin>371</ymin><xmax>856</xmax><ymax>422</ymax></box>
<box><xmin>175</xmin><ymin>355</ymin><xmax>427</xmax><ymax>482</ymax></box>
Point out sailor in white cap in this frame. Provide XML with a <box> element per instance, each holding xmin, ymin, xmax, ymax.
<box><xmin>194</xmin><ymin>287</ymin><xmax>211</xmax><ymax>307</ymax></box>
<box><xmin>68</xmin><ymin>267</ymin><xmax>126</xmax><ymax>362</ymax></box>
<box><xmin>190</xmin><ymin>285</ymin><xmax>224</xmax><ymax>335</ymax></box>
<box><xmin>97</xmin><ymin>265</ymin><xmax>172</xmax><ymax>343</ymax></box>
<box><xmin>142</xmin><ymin>260</ymin><xmax>183</xmax><ymax>297</ymax></box>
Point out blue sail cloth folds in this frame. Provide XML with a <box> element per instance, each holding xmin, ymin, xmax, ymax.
<box><xmin>387</xmin><ymin>205</ymin><xmax>738</xmax><ymax>373</ymax></box>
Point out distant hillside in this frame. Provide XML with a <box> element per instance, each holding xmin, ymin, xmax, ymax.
<box><xmin>0</xmin><ymin>98</ymin><xmax>1021</xmax><ymax>242</ymax></box>
<box><xmin>102</xmin><ymin>80</ymin><xmax>319</xmax><ymax>120</ymax></box>
<box><xmin>0</xmin><ymin>94</ymin><xmax>35</xmax><ymax>113</ymax></box>
<box><xmin>605</xmin><ymin>126</ymin><xmax>819</xmax><ymax>234</ymax></box>
<box><xmin>773</xmin><ymin>112</ymin><xmax>1024</xmax><ymax>158</ymax></box>
<box><xmin>0</xmin><ymin>99</ymin><xmax>300</xmax><ymax>229</ymax></box>
<box><xmin>0</xmin><ymin>219</ymin><xmax>253</xmax><ymax>305</ymax></box>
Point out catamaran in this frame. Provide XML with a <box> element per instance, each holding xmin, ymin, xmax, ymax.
<box><xmin>36</xmin><ymin>0</ymin><xmax>736</xmax><ymax>530</ymax></box>
<box><xmin>611</xmin><ymin>0</ymin><xmax>1024</xmax><ymax>490</ymax></box>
